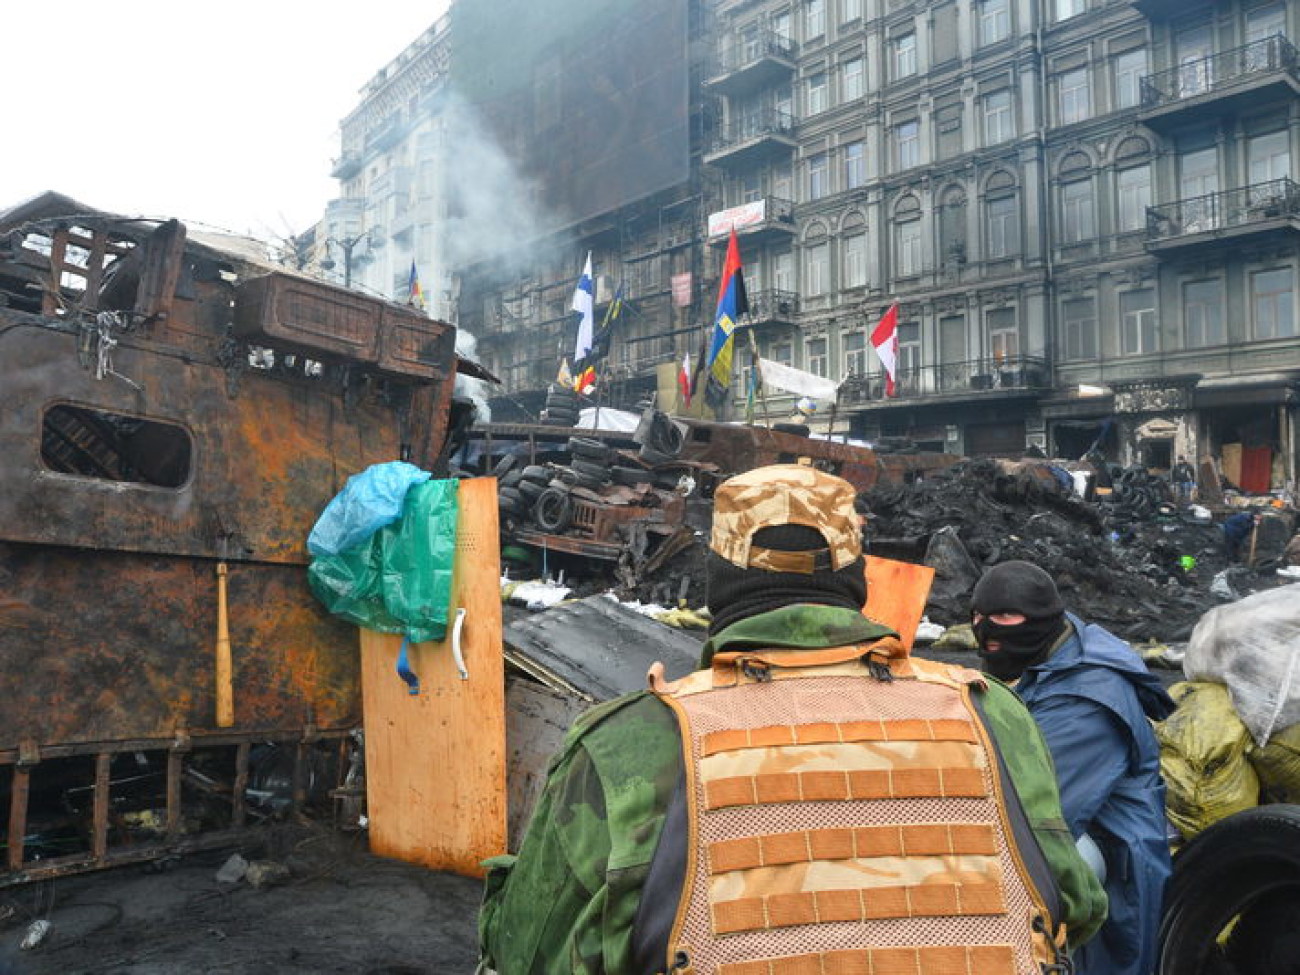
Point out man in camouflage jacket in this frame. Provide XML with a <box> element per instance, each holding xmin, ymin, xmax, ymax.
<box><xmin>479</xmin><ymin>463</ymin><xmax>1106</xmax><ymax>974</ymax></box>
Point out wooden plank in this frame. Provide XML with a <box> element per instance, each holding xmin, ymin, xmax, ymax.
<box><xmin>360</xmin><ymin>477</ymin><xmax>506</xmax><ymax>877</ymax></box>
<box><xmin>863</xmin><ymin>556</ymin><xmax>936</xmax><ymax>650</ymax></box>
<box><xmin>92</xmin><ymin>752</ymin><xmax>111</xmax><ymax>861</ymax></box>
<box><xmin>505</xmin><ymin>678</ymin><xmax>586</xmax><ymax>851</ymax></box>
<box><xmin>7</xmin><ymin>768</ymin><xmax>30</xmax><ymax>870</ymax></box>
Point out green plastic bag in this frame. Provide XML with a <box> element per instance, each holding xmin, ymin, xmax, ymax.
<box><xmin>309</xmin><ymin>478</ymin><xmax>459</xmax><ymax>644</ymax></box>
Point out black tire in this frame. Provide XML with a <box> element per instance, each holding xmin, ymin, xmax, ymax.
<box><xmin>491</xmin><ymin>453</ymin><xmax>518</xmax><ymax>478</ymax></box>
<box><xmin>1158</xmin><ymin>805</ymin><xmax>1300</xmax><ymax>975</ymax></box>
<box><xmin>498</xmin><ymin>486</ymin><xmax>525</xmax><ymax>509</ymax></box>
<box><xmin>611</xmin><ymin>465</ymin><xmax>652</xmax><ymax>487</ymax></box>
<box><xmin>534</xmin><ymin>487</ymin><xmax>573</xmax><ymax>532</ymax></box>
<box><xmin>638</xmin><ymin>445</ymin><xmax>675</xmax><ymax>467</ymax></box>
<box><xmin>567</xmin><ymin>437</ymin><xmax>611</xmax><ymax>462</ymax></box>
<box><xmin>571</xmin><ymin>472</ymin><xmax>604</xmax><ymax>491</ymax></box>
<box><xmin>1225</xmin><ymin>889</ymin><xmax>1300</xmax><ymax>975</ymax></box>
<box><xmin>518</xmin><ymin>479</ymin><xmax>546</xmax><ymax>501</ymax></box>
<box><xmin>773</xmin><ymin>421</ymin><xmax>811</xmax><ymax>437</ymax></box>
<box><xmin>570</xmin><ymin>458</ymin><xmax>609</xmax><ymax>482</ymax></box>
<box><xmin>519</xmin><ymin>465</ymin><xmax>550</xmax><ymax>484</ymax></box>
<box><xmin>500</xmin><ymin>470</ymin><xmax>524</xmax><ymax>489</ymax></box>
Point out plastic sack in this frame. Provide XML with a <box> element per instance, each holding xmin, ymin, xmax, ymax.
<box><xmin>1182</xmin><ymin>582</ymin><xmax>1300</xmax><ymax>745</ymax></box>
<box><xmin>309</xmin><ymin>478</ymin><xmax>459</xmax><ymax>644</ymax></box>
<box><xmin>1249</xmin><ymin>721</ymin><xmax>1300</xmax><ymax>804</ymax></box>
<box><xmin>1156</xmin><ymin>681</ymin><xmax>1259</xmax><ymax>840</ymax></box>
<box><xmin>307</xmin><ymin>461</ymin><xmax>431</xmax><ymax>557</ymax></box>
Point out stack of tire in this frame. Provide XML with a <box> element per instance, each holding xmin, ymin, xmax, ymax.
<box><xmin>541</xmin><ymin>384</ymin><xmax>580</xmax><ymax>427</ymax></box>
<box><xmin>495</xmin><ymin>455</ymin><xmax>554</xmax><ymax>528</ymax></box>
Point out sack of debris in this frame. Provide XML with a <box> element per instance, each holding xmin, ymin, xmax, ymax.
<box><xmin>1249</xmin><ymin>722</ymin><xmax>1300</xmax><ymax>804</ymax></box>
<box><xmin>1183</xmin><ymin>582</ymin><xmax>1300</xmax><ymax>746</ymax></box>
<box><xmin>1156</xmin><ymin>681</ymin><xmax>1259</xmax><ymax>840</ymax></box>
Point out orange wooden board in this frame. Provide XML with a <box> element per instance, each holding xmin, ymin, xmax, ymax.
<box><xmin>359</xmin><ymin>477</ymin><xmax>506</xmax><ymax>877</ymax></box>
<box><xmin>863</xmin><ymin>555</ymin><xmax>935</xmax><ymax>650</ymax></box>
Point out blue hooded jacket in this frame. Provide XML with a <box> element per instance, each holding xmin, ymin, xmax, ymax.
<box><xmin>1013</xmin><ymin>613</ymin><xmax>1175</xmax><ymax>975</ymax></box>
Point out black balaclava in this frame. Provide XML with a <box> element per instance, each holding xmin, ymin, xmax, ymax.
<box><xmin>706</xmin><ymin>524</ymin><xmax>867</xmax><ymax>637</ymax></box>
<box><xmin>970</xmin><ymin>560</ymin><xmax>1067</xmax><ymax>682</ymax></box>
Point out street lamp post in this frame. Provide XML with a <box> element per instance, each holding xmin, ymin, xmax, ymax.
<box><xmin>321</xmin><ymin>232</ymin><xmax>372</xmax><ymax>289</ymax></box>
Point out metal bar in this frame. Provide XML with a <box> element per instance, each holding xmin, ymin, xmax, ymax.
<box><xmin>6</xmin><ymin>768</ymin><xmax>30</xmax><ymax>871</ymax></box>
<box><xmin>232</xmin><ymin>742</ymin><xmax>250</xmax><ymax>829</ymax></box>
<box><xmin>92</xmin><ymin>752</ymin><xmax>111</xmax><ymax>862</ymax></box>
<box><xmin>165</xmin><ymin>751</ymin><xmax>182</xmax><ymax>840</ymax></box>
<box><xmin>291</xmin><ymin>740</ymin><xmax>308</xmax><ymax>818</ymax></box>
<box><xmin>0</xmin><ymin>727</ymin><xmax>355</xmax><ymax>766</ymax></box>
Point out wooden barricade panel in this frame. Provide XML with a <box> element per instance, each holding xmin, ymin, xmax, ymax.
<box><xmin>863</xmin><ymin>556</ymin><xmax>936</xmax><ymax>650</ymax></box>
<box><xmin>360</xmin><ymin>477</ymin><xmax>505</xmax><ymax>877</ymax></box>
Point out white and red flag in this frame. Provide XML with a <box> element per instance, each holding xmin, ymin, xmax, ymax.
<box><xmin>870</xmin><ymin>303</ymin><xmax>900</xmax><ymax>397</ymax></box>
<box><xmin>678</xmin><ymin>351</ymin><xmax>693</xmax><ymax>407</ymax></box>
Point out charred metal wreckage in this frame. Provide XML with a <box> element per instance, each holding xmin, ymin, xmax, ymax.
<box><xmin>0</xmin><ymin>193</ymin><xmax>460</xmax><ymax>885</ymax></box>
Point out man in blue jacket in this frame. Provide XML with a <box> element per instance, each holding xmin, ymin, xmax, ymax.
<box><xmin>970</xmin><ymin>560</ymin><xmax>1176</xmax><ymax>975</ymax></box>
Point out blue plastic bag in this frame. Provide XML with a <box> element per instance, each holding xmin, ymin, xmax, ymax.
<box><xmin>307</xmin><ymin>461</ymin><xmax>431</xmax><ymax>557</ymax></box>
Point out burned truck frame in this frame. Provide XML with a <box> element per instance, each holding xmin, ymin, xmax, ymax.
<box><xmin>0</xmin><ymin>194</ymin><xmax>456</xmax><ymax>883</ymax></box>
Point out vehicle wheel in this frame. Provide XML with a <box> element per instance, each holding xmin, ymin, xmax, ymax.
<box><xmin>534</xmin><ymin>487</ymin><xmax>573</xmax><ymax>533</ymax></box>
<box><xmin>498</xmin><ymin>486</ymin><xmax>525</xmax><ymax>510</ymax></box>
<box><xmin>499</xmin><ymin>470</ymin><xmax>524</xmax><ymax>489</ymax></box>
<box><xmin>518</xmin><ymin>479</ymin><xmax>546</xmax><ymax>501</ymax></box>
<box><xmin>1225</xmin><ymin>889</ymin><xmax>1300</xmax><ymax>975</ymax></box>
<box><xmin>1158</xmin><ymin>805</ymin><xmax>1300</xmax><ymax>975</ymax></box>
<box><xmin>491</xmin><ymin>454</ymin><xmax>518</xmax><ymax>478</ymax></box>
<box><xmin>611</xmin><ymin>465</ymin><xmax>652</xmax><ymax>487</ymax></box>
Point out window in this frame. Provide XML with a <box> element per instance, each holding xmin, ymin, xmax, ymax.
<box><xmin>808</xmin><ymin>152</ymin><xmax>829</xmax><ymax>199</ymax></box>
<box><xmin>897</xmin><ymin>322</ymin><xmax>921</xmax><ymax>388</ymax></box>
<box><xmin>772</xmin><ymin>12</ymin><xmax>791</xmax><ymax>40</ymax></box>
<box><xmin>988</xmin><ymin>308</ymin><xmax>1019</xmax><ymax>361</ymax></box>
<box><xmin>844</xmin><ymin>141</ymin><xmax>866</xmax><ymax>189</ymax></box>
<box><xmin>739</xmin><ymin>171</ymin><xmax>763</xmax><ymax>204</ymax></box>
<box><xmin>844</xmin><ymin>331</ymin><xmax>867</xmax><ymax>376</ymax></box>
<box><xmin>773</xmin><ymin>163</ymin><xmax>794</xmax><ymax>201</ymax></box>
<box><xmin>986</xmin><ymin>195</ymin><xmax>1018</xmax><ymax>258</ymax></box>
<box><xmin>1116</xmin><ymin>164</ymin><xmax>1151</xmax><ymax>233</ymax></box>
<box><xmin>895</xmin><ymin>120</ymin><xmax>920</xmax><ymax>169</ymax></box>
<box><xmin>895</xmin><ymin>217</ymin><xmax>922</xmax><ymax>276</ymax></box>
<box><xmin>1061</xmin><ymin>178</ymin><xmax>1095</xmax><ymax>243</ymax></box>
<box><xmin>1113</xmin><ymin>49</ymin><xmax>1147</xmax><ymax>110</ymax></box>
<box><xmin>1252</xmin><ymin>268</ymin><xmax>1296</xmax><ymax>339</ymax></box>
<box><xmin>1176</xmin><ymin>25</ymin><xmax>1213</xmax><ymax>97</ymax></box>
<box><xmin>1058</xmin><ymin>68</ymin><xmax>1091</xmax><ymax>124</ymax></box>
<box><xmin>1183</xmin><ymin>279</ymin><xmax>1225</xmax><ymax>347</ymax></box>
<box><xmin>807</xmin><ymin>72</ymin><xmax>828</xmax><ymax>115</ymax></box>
<box><xmin>806</xmin><ymin>0</ymin><xmax>826</xmax><ymax>39</ymax></box>
<box><xmin>1248</xmin><ymin>130</ymin><xmax>1291</xmax><ymax>186</ymax></box>
<box><xmin>842</xmin><ymin>0</ymin><xmax>863</xmax><ymax>22</ymax></box>
<box><xmin>893</xmin><ymin>34</ymin><xmax>917</xmax><ymax>79</ymax></box>
<box><xmin>1119</xmin><ymin>288</ymin><xmax>1157</xmax><ymax>355</ymax></box>
<box><xmin>1055</xmin><ymin>0</ymin><xmax>1085</xmax><ymax>21</ymax></box>
<box><xmin>983</xmin><ymin>91</ymin><xmax>1013</xmax><ymax>145</ymax></box>
<box><xmin>1062</xmin><ymin>298</ymin><xmax>1097</xmax><ymax>360</ymax></box>
<box><xmin>979</xmin><ymin>0</ymin><xmax>1009</xmax><ymax>45</ymax></box>
<box><xmin>843</xmin><ymin>231</ymin><xmax>868</xmax><ymax>288</ymax></box>
<box><xmin>42</xmin><ymin>404</ymin><xmax>194</xmax><ymax>487</ymax></box>
<box><xmin>841</xmin><ymin>57</ymin><xmax>865</xmax><ymax>101</ymax></box>
<box><xmin>773</xmin><ymin>250</ymin><xmax>795</xmax><ymax>291</ymax></box>
<box><xmin>805</xmin><ymin>240</ymin><xmax>830</xmax><ymax>294</ymax></box>
<box><xmin>807</xmin><ymin>338</ymin><xmax>829</xmax><ymax>376</ymax></box>
<box><xmin>940</xmin><ymin>189</ymin><xmax>967</xmax><ymax>265</ymax></box>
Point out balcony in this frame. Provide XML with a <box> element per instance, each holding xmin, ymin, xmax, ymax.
<box><xmin>705</xmin><ymin>108</ymin><xmax>796</xmax><ymax>169</ymax></box>
<box><xmin>330</xmin><ymin>151</ymin><xmax>363</xmax><ymax>181</ymax></box>
<box><xmin>1139</xmin><ymin>36</ymin><xmax>1300</xmax><ymax>133</ymax></box>
<box><xmin>705</xmin><ymin>30</ymin><xmax>797</xmax><ymax>97</ymax></box>
<box><xmin>743</xmin><ymin>289</ymin><xmax>799</xmax><ymax>334</ymax></box>
<box><xmin>840</xmin><ymin>356</ymin><xmax>1050</xmax><ymax>406</ymax></box>
<box><xmin>1146</xmin><ymin>178</ymin><xmax>1300</xmax><ymax>255</ymax></box>
<box><xmin>707</xmin><ymin>198</ymin><xmax>796</xmax><ymax>245</ymax></box>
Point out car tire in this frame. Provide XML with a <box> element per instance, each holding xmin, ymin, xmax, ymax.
<box><xmin>567</xmin><ymin>437</ymin><xmax>611</xmax><ymax>462</ymax></box>
<box><xmin>519</xmin><ymin>465</ymin><xmax>550</xmax><ymax>484</ymax></box>
<box><xmin>570</xmin><ymin>458</ymin><xmax>609</xmax><ymax>482</ymax></box>
<box><xmin>534</xmin><ymin>487</ymin><xmax>573</xmax><ymax>533</ymax></box>
<box><xmin>1158</xmin><ymin>804</ymin><xmax>1300</xmax><ymax>975</ymax></box>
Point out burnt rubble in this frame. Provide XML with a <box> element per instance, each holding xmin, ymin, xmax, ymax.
<box><xmin>862</xmin><ymin>458</ymin><xmax>1277</xmax><ymax>643</ymax></box>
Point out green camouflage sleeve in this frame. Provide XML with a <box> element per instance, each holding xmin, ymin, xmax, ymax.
<box><xmin>478</xmin><ymin>692</ymin><xmax>681</xmax><ymax>974</ymax></box>
<box><xmin>980</xmin><ymin>678</ymin><xmax>1109</xmax><ymax>948</ymax></box>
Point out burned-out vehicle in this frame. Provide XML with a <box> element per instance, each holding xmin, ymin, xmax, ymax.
<box><xmin>0</xmin><ymin>193</ymin><xmax>458</xmax><ymax>883</ymax></box>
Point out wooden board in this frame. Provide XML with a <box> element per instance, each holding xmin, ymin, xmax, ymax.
<box><xmin>863</xmin><ymin>556</ymin><xmax>936</xmax><ymax>650</ymax></box>
<box><xmin>359</xmin><ymin>477</ymin><xmax>505</xmax><ymax>877</ymax></box>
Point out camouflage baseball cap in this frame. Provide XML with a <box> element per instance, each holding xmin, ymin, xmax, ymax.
<box><xmin>710</xmin><ymin>463</ymin><xmax>862</xmax><ymax>573</ymax></box>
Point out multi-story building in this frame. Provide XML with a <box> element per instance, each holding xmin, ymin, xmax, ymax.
<box><xmin>324</xmin><ymin>14</ymin><xmax>454</xmax><ymax>319</ymax></box>
<box><xmin>333</xmin><ymin>0</ymin><xmax>1300</xmax><ymax>494</ymax></box>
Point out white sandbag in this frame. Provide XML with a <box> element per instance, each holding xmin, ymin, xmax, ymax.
<box><xmin>1183</xmin><ymin>582</ymin><xmax>1300</xmax><ymax>746</ymax></box>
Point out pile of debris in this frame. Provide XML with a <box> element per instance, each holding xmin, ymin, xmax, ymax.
<box><xmin>862</xmin><ymin>458</ymin><xmax>1280</xmax><ymax>642</ymax></box>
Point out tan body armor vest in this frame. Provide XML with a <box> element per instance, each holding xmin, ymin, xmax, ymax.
<box><xmin>650</xmin><ymin>643</ymin><xmax>1063</xmax><ymax>975</ymax></box>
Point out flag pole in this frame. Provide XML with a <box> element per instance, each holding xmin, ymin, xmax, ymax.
<box><xmin>745</xmin><ymin>327</ymin><xmax>771</xmax><ymax>428</ymax></box>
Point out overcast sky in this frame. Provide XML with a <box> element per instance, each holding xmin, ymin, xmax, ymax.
<box><xmin>3</xmin><ymin>2</ymin><xmax>450</xmax><ymax>241</ymax></box>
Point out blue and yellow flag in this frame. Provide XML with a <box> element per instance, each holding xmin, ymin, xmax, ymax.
<box><xmin>705</xmin><ymin>228</ymin><xmax>749</xmax><ymax>408</ymax></box>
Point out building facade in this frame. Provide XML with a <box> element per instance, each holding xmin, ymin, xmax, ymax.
<box><xmin>332</xmin><ymin>0</ymin><xmax>1300</xmax><ymax>494</ymax></box>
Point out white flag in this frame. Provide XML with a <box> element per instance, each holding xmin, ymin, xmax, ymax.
<box><xmin>757</xmin><ymin>357</ymin><xmax>841</xmax><ymax>401</ymax></box>
<box><xmin>571</xmin><ymin>252</ymin><xmax>595</xmax><ymax>362</ymax></box>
